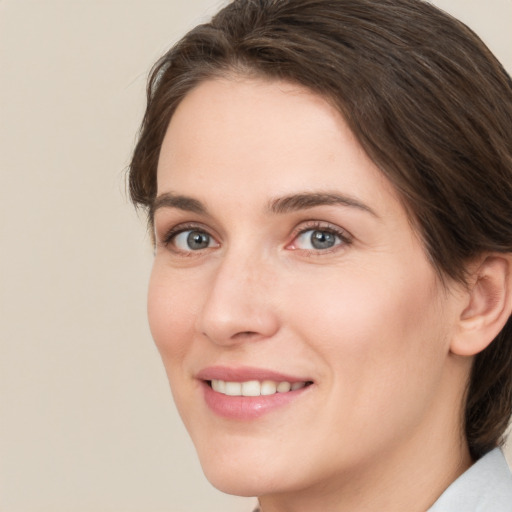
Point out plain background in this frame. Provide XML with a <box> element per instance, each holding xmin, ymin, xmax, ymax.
<box><xmin>1</xmin><ymin>1</ymin><xmax>511</xmax><ymax>511</ymax></box>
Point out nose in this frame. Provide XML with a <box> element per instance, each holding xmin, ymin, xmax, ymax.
<box><xmin>197</xmin><ymin>251</ymin><xmax>280</xmax><ymax>346</ymax></box>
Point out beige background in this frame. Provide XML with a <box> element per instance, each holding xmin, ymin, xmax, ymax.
<box><xmin>1</xmin><ymin>1</ymin><xmax>511</xmax><ymax>511</ymax></box>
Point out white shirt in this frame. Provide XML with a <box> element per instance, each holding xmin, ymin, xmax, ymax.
<box><xmin>428</xmin><ymin>448</ymin><xmax>512</xmax><ymax>511</ymax></box>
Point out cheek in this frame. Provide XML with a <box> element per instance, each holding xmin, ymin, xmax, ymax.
<box><xmin>147</xmin><ymin>263</ymin><xmax>199</xmax><ymax>365</ymax></box>
<box><xmin>286</xmin><ymin>260</ymin><xmax>448</xmax><ymax>396</ymax></box>
<box><xmin>280</xmin><ymin>262</ymin><xmax>452</xmax><ymax>462</ymax></box>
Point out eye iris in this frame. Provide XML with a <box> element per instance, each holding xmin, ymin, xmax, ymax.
<box><xmin>311</xmin><ymin>230</ymin><xmax>336</xmax><ymax>249</ymax></box>
<box><xmin>187</xmin><ymin>231</ymin><xmax>210</xmax><ymax>250</ymax></box>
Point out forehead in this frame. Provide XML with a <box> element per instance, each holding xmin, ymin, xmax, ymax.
<box><xmin>156</xmin><ymin>77</ymin><xmax>400</xmax><ymax>217</ymax></box>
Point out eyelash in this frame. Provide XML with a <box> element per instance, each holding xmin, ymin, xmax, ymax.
<box><xmin>159</xmin><ymin>221</ymin><xmax>352</xmax><ymax>255</ymax></box>
<box><xmin>288</xmin><ymin>221</ymin><xmax>352</xmax><ymax>254</ymax></box>
<box><xmin>160</xmin><ymin>223</ymin><xmax>214</xmax><ymax>252</ymax></box>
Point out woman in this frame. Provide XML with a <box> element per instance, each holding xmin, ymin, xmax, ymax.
<box><xmin>129</xmin><ymin>0</ymin><xmax>512</xmax><ymax>510</ymax></box>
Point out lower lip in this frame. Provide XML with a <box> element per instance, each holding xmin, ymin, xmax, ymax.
<box><xmin>201</xmin><ymin>381</ymin><xmax>311</xmax><ymax>420</ymax></box>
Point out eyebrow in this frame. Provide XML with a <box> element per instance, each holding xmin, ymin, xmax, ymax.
<box><xmin>268</xmin><ymin>192</ymin><xmax>378</xmax><ymax>217</ymax></box>
<box><xmin>151</xmin><ymin>191</ymin><xmax>377</xmax><ymax>218</ymax></box>
<box><xmin>152</xmin><ymin>192</ymin><xmax>207</xmax><ymax>216</ymax></box>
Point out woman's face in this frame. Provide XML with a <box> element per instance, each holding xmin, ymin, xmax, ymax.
<box><xmin>149</xmin><ymin>78</ymin><xmax>466</xmax><ymax>499</ymax></box>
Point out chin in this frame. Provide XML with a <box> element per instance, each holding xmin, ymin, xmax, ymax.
<box><xmin>196</xmin><ymin>445</ymin><xmax>294</xmax><ymax>497</ymax></box>
<box><xmin>204</xmin><ymin>470</ymin><xmax>263</xmax><ymax>497</ymax></box>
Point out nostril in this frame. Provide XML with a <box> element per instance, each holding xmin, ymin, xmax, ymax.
<box><xmin>230</xmin><ymin>331</ymin><xmax>259</xmax><ymax>341</ymax></box>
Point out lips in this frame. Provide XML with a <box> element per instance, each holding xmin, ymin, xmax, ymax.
<box><xmin>197</xmin><ymin>365</ymin><xmax>311</xmax><ymax>382</ymax></box>
<box><xmin>197</xmin><ymin>366</ymin><xmax>313</xmax><ymax>420</ymax></box>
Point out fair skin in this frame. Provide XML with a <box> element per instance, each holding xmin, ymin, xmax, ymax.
<box><xmin>148</xmin><ymin>77</ymin><xmax>510</xmax><ymax>512</ymax></box>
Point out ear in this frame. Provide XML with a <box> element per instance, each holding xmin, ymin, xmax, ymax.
<box><xmin>451</xmin><ymin>254</ymin><xmax>512</xmax><ymax>356</ymax></box>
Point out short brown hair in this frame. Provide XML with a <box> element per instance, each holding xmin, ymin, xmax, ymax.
<box><xmin>129</xmin><ymin>0</ymin><xmax>512</xmax><ymax>459</ymax></box>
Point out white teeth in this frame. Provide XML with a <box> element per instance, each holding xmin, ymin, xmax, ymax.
<box><xmin>260</xmin><ymin>380</ymin><xmax>277</xmax><ymax>395</ymax></box>
<box><xmin>211</xmin><ymin>379</ymin><xmax>225</xmax><ymax>393</ymax></box>
<box><xmin>277</xmin><ymin>381</ymin><xmax>291</xmax><ymax>393</ymax></box>
<box><xmin>224</xmin><ymin>382</ymin><xmax>242</xmax><ymax>396</ymax></box>
<box><xmin>241</xmin><ymin>380</ymin><xmax>261</xmax><ymax>397</ymax></box>
<box><xmin>210</xmin><ymin>379</ymin><xmax>308</xmax><ymax>397</ymax></box>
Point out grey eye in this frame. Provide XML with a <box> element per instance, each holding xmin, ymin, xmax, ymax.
<box><xmin>174</xmin><ymin>230</ymin><xmax>213</xmax><ymax>251</ymax></box>
<box><xmin>296</xmin><ymin>229</ymin><xmax>340</xmax><ymax>250</ymax></box>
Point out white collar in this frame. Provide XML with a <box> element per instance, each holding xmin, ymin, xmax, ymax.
<box><xmin>428</xmin><ymin>448</ymin><xmax>512</xmax><ymax>511</ymax></box>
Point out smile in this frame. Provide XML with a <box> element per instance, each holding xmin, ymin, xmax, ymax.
<box><xmin>209</xmin><ymin>379</ymin><xmax>309</xmax><ymax>396</ymax></box>
<box><xmin>198</xmin><ymin>367</ymin><xmax>314</xmax><ymax>420</ymax></box>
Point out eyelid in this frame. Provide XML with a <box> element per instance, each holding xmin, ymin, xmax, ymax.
<box><xmin>286</xmin><ymin>220</ymin><xmax>353</xmax><ymax>252</ymax></box>
<box><xmin>158</xmin><ymin>222</ymin><xmax>219</xmax><ymax>251</ymax></box>
<box><xmin>156</xmin><ymin>219</ymin><xmax>352</xmax><ymax>255</ymax></box>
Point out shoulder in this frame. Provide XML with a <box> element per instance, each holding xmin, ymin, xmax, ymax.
<box><xmin>428</xmin><ymin>448</ymin><xmax>512</xmax><ymax>512</ymax></box>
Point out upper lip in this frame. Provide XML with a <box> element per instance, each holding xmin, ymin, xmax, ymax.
<box><xmin>196</xmin><ymin>365</ymin><xmax>312</xmax><ymax>383</ymax></box>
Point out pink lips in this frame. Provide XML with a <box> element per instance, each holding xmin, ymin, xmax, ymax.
<box><xmin>197</xmin><ymin>366</ymin><xmax>312</xmax><ymax>420</ymax></box>
<box><xmin>197</xmin><ymin>365</ymin><xmax>309</xmax><ymax>383</ymax></box>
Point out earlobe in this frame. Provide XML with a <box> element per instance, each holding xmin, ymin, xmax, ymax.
<box><xmin>451</xmin><ymin>255</ymin><xmax>512</xmax><ymax>357</ymax></box>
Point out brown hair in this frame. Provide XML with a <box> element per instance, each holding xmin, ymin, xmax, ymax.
<box><xmin>129</xmin><ymin>0</ymin><xmax>512</xmax><ymax>460</ymax></box>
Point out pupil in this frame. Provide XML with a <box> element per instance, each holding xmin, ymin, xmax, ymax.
<box><xmin>187</xmin><ymin>231</ymin><xmax>209</xmax><ymax>249</ymax></box>
<box><xmin>311</xmin><ymin>230</ymin><xmax>335</xmax><ymax>249</ymax></box>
